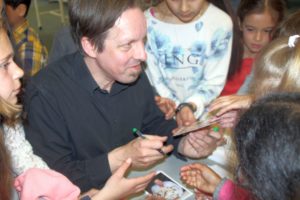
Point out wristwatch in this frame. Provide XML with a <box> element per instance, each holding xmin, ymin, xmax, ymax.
<box><xmin>175</xmin><ymin>102</ymin><xmax>196</xmax><ymax>114</ymax></box>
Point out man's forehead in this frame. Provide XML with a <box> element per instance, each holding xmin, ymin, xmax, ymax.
<box><xmin>106</xmin><ymin>8</ymin><xmax>146</xmax><ymax>41</ymax></box>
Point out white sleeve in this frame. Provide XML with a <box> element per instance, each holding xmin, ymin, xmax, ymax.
<box><xmin>145</xmin><ymin>41</ymin><xmax>180</xmax><ymax>105</ymax></box>
<box><xmin>3</xmin><ymin>123</ymin><xmax>49</xmax><ymax>176</ymax></box>
<box><xmin>186</xmin><ymin>28</ymin><xmax>233</xmax><ymax>118</ymax></box>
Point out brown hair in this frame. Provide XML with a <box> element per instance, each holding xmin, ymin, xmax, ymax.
<box><xmin>249</xmin><ymin>36</ymin><xmax>300</xmax><ymax>98</ymax></box>
<box><xmin>237</xmin><ymin>0</ymin><xmax>286</xmax><ymax>25</ymax></box>
<box><xmin>68</xmin><ymin>0</ymin><xmax>140</xmax><ymax>54</ymax></box>
<box><xmin>275</xmin><ymin>10</ymin><xmax>300</xmax><ymax>38</ymax></box>
<box><xmin>209</xmin><ymin>0</ymin><xmax>243</xmax><ymax>79</ymax></box>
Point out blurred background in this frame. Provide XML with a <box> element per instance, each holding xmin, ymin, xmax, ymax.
<box><xmin>28</xmin><ymin>0</ymin><xmax>300</xmax><ymax>53</ymax></box>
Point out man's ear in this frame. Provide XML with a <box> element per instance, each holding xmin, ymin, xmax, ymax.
<box><xmin>81</xmin><ymin>37</ymin><xmax>97</xmax><ymax>58</ymax></box>
<box><xmin>16</xmin><ymin>4</ymin><xmax>27</xmax><ymax>18</ymax></box>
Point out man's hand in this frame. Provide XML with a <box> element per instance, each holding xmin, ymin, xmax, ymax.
<box><xmin>109</xmin><ymin>135</ymin><xmax>174</xmax><ymax>170</ymax></box>
<box><xmin>176</xmin><ymin>106</ymin><xmax>197</xmax><ymax>127</ymax></box>
<box><xmin>93</xmin><ymin>158</ymin><xmax>156</xmax><ymax>200</ymax></box>
<box><xmin>180</xmin><ymin>163</ymin><xmax>221</xmax><ymax>195</ymax></box>
<box><xmin>176</xmin><ymin>127</ymin><xmax>225</xmax><ymax>158</ymax></box>
<box><xmin>155</xmin><ymin>96</ymin><xmax>176</xmax><ymax>120</ymax></box>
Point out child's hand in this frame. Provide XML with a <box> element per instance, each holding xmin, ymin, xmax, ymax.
<box><xmin>176</xmin><ymin>106</ymin><xmax>197</xmax><ymax>126</ymax></box>
<box><xmin>155</xmin><ymin>96</ymin><xmax>176</xmax><ymax>120</ymax></box>
<box><xmin>210</xmin><ymin>110</ymin><xmax>240</xmax><ymax>128</ymax></box>
<box><xmin>94</xmin><ymin>158</ymin><xmax>156</xmax><ymax>200</ymax></box>
<box><xmin>180</xmin><ymin>163</ymin><xmax>221</xmax><ymax>195</ymax></box>
<box><xmin>209</xmin><ymin>95</ymin><xmax>254</xmax><ymax>116</ymax></box>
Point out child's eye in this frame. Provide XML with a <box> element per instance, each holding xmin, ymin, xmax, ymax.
<box><xmin>245</xmin><ymin>27</ymin><xmax>254</xmax><ymax>32</ymax></box>
<box><xmin>0</xmin><ymin>62</ymin><xmax>10</xmax><ymax>70</ymax></box>
<box><xmin>264</xmin><ymin>29</ymin><xmax>273</xmax><ymax>33</ymax></box>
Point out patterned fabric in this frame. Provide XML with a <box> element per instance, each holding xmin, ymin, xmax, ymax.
<box><xmin>3</xmin><ymin>123</ymin><xmax>49</xmax><ymax>176</ymax></box>
<box><xmin>145</xmin><ymin>3</ymin><xmax>233</xmax><ymax>118</ymax></box>
<box><xmin>13</xmin><ymin>20</ymin><xmax>48</xmax><ymax>77</ymax></box>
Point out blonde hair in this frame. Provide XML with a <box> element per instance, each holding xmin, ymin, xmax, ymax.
<box><xmin>0</xmin><ymin>15</ymin><xmax>13</xmax><ymax>200</ymax></box>
<box><xmin>250</xmin><ymin>36</ymin><xmax>300</xmax><ymax>98</ymax></box>
<box><xmin>0</xmin><ymin>97</ymin><xmax>22</xmax><ymax>124</ymax></box>
<box><xmin>275</xmin><ymin>10</ymin><xmax>300</xmax><ymax>37</ymax></box>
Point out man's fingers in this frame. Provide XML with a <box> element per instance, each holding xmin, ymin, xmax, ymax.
<box><xmin>208</xmin><ymin>130</ymin><xmax>222</xmax><ymax>139</ymax></box>
<box><xmin>142</xmin><ymin>135</ymin><xmax>168</xmax><ymax>142</ymax></box>
<box><xmin>160</xmin><ymin>144</ymin><xmax>174</xmax><ymax>154</ymax></box>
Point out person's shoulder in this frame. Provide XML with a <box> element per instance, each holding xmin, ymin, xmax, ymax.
<box><xmin>144</xmin><ymin>7</ymin><xmax>152</xmax><ymax>18</ymax></box>
<box><xmin>206</xmin><ymin>3</ymin><xmax>232</xmax><ymax>25</ymax></box>
<box><xmin>53</xmin><ymin>26</ymin><xmax>74</xmax><ymax>43</ymax></box>
<box><xmin>144</xmin><ymin>6</ymin><xmax>159</xmax><ymax>24</ymax></box>
<box><xmin>30</xmin><ymin>53</ymin><xmax>78</xmax><ymax>88</ymax></box>
<box><xmin>17</xmin><ymin>20</ymin><xmax>42</xmax><ymax>43</ymax></box>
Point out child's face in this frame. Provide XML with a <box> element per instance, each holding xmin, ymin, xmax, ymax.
<box><xmin>0</xmin><ymin>30</ymin><xmax>23</xmax><ymax>104</ymax></box>
<box><xmin>5</xmin><ymin>4</ymin><xmax>25</xmax><ymax>28</ymax></box>
<box><xmin>5</xmin><ymin>5</ymin><xmax>18</xmax><ymax>27</ymax></box>
<box><xmin>240</xmin><ymin>10</ymin><xmax>278</xmax><ymax>57</ymax></box>
<box><xmin>165</xmin><ymin>0</ymin><xmax>208</xmax><ymax>23</ymax></box>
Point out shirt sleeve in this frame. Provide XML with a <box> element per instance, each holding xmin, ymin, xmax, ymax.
<box><xmin>213</xmin><ymin>178</ymin><xmax>251</xmax><ymax>200</ymax></box>
<box><xmin>3</xmin><ymin>123</ymin><xmax>49</xmax><ymax>176</ymax></box>
<box><xmin>186</xmin><ymin>29</ymin><xmax>233</xmax><ymax>118</ymax></box>
<box><xmin>24</xmin><ymin>83</ymin><xmax>111</xmax><ymax>192</ymax></box>
<box><xmin>145</xmin><ymin>39</ymin><xmax>181</xmax><ymax>106</ymax></box>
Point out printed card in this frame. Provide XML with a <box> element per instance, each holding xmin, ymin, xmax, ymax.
<box><xmin>145</xmin><ymin>170</ymin><xmax>193</xmax><ymax>200</ymax></box>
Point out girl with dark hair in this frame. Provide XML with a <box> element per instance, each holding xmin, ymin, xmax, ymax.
<box><xmin>180</xmin><ymin>92</ymin><xmax>300</xmax><ymax>200</ymax></box>
<box><xmin>209</xmin><ymin>11</ymin><xmax>300</xmax><ymax>129</ymax></box>
<box><xmin>220</xmin><ymin>0</ymin><xmax>286</xmax><ymax>96</ymax></box>
<box><xmin>180</xmin><ymin>33</ymin><xmax>300</xmax><ymax>199</ymax></box>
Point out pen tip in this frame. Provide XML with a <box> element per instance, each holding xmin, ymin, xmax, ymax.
<box><xmin>132</xmin><ymin>128</ymin><xmax>137</xmax><ymax>133</ymax></box>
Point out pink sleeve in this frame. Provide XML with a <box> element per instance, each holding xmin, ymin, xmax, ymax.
<box><xmin>214</xmin><ymin>179</ymin><xmax>252</xmax><ymax>200</ymax></box>
<box><xmin>14</xmin><ymin>168</ymin><xmax>80</xmax><ymax>200</ymax></box>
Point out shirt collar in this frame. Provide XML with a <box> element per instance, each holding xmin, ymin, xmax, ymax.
<box><xmin>13</xmin><ymin>19</ymin><xmax>29</xmax><ymax>36</ymax></box>
<box><xmin>71</xmin><ymin>51</ymin><xmax>128</xmax><ymax>95</ymax></box>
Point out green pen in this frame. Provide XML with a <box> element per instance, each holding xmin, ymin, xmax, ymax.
<box><xmin>132</xmin><ymin>128</ymin><xmax>166</xmax><ymax>156</ymax></box>
<box><xmin>213</xmin><ymin>126</ymin><xmax>220</xmax><ymax>132</ymax></box>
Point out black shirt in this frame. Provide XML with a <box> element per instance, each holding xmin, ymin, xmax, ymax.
<box><xmin>24</xmin><ymin>51</ymin><xmax>178</xmax><ymax>192</ymax></box>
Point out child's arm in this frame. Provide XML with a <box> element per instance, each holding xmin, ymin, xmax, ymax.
<box><xmin>208</xmin><ymin>94</ymin><xmax>254</xmax><ymax>128</ymax></box>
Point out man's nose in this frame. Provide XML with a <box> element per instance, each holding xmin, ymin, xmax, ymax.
<box><xmin>134</xmin><ymin>42</ymin><xmax>147</xmax><ymax>61</ymax></box>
